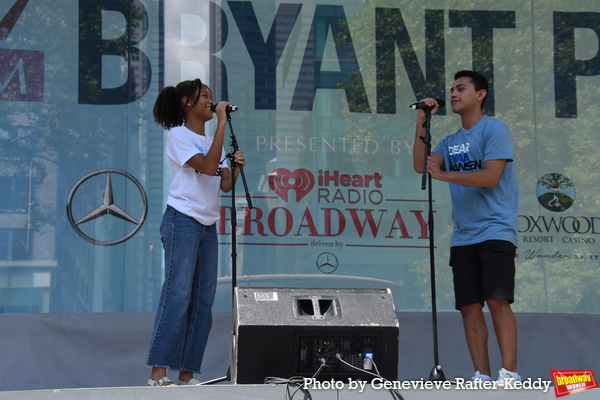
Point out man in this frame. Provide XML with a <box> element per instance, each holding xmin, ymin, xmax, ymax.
<box><xmin>413</xmin><ymin>70</ymin><xmax>520</xmax><ymax>383</ymax></box>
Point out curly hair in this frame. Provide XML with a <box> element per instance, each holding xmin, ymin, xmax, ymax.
<box><xmin>153</xmin><ymin>78</ymin><xmax>205</xmax><ymax>130</ymax></box>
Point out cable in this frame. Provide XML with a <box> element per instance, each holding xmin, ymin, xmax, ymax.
<box><xmin>334</xmin><ymin>354</ymin><xmax>405</xmax><ymax>400</ymax></box>
<box><xmin>264</xmin><ymin>354</ymin><xmax>406</xmax><ymax>400</ymax></box>
<box><xmin>264</xmin><ymin>358</ymin><xmax>327</xmax><ymax>400</ymax></box>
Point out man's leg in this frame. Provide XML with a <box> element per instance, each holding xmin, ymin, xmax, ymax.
<box><xmin>460</xmin><ymin>303</ymin><xmax>491</xmax><ymax>377</ymax></box>
<box><xmin>486</xmin><ymin>299</ymin><xmax>517</xmax><ymax>372</ymax></box>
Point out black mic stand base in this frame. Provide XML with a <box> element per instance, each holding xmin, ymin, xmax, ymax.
<box><xmin>429</xmin><ymin>365</ymin><xmax>446</xmax><ymax>381</ymax></box>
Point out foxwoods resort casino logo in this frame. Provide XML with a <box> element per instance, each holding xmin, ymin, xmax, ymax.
<box><xmin>551</xmin><ymin>370</ymin><xmax>598</xmax><ymax>397</ymax></box>
<box><xmin>519</xmin><ymin>173</ymin><xmax>599</xmax><ymax>261</ymax></box>
<box><xmin>536</xmin><ymin>173</ymin><xmax>575</xmax><ymax>212</ymax></box>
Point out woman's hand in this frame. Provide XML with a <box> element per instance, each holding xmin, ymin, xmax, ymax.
<box><xmin>231</xmin><ymin>151</ymin><xmax>245</xmax><ymax>167</ymax></box>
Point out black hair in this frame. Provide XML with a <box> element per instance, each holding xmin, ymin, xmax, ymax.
<box><xmin>454</xmin><ymin>70</ymin><xmax>489</xmax><ymax>107</ymax></box>
<box><xmin>153</xmin><ymin>78</ymin><xmax>205</xmax><ymax>129</ymax></box>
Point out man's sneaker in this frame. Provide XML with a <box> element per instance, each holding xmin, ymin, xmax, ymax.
<box><xmin>496</xmin><ymin>368</ymin><xmax>521</xmax><ymax>386</ymax></box>
<box><xmin>472</xmin><ymin>371</ymin><xmax>493</xmax><ymax>381</ymax></box>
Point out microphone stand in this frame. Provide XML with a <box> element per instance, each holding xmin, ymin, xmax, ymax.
<box><xmin>203</xmin><ymin>110</ymin><xmax>253</xmax><ymax>386</ymax></box>
<box><xmin>225</xmin><ymin>111</ymin><xmax>253</xmax><ymax>297</ymax></box>
<box><xmin>419</xmin><ymin>106</ymin><xmax>446</xmax><ymax>382</ymax></box>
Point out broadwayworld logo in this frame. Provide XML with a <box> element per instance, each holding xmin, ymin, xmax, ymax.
<box><xmin>551</xmin><ymin>370</ymin><xmax>598</xmax><ymax>398</ymax></box>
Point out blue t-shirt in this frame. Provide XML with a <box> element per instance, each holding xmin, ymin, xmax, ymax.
<box><xmin>432</xmin><ymin>115</ymin><xmax>518</xmax><ymax>247</ymax></box>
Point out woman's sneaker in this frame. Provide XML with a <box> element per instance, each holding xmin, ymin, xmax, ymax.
<box><xmin>472</xmin><ymin>371</ymin><xmax>493</xmax><ymax>381</ymax></box>
<box><xmin>497</xmin><ymin>368</ymin><xmax>521</xmax><ymax>386</ymax></box>
<box><xmin>147</xmin><ymin>377</ymin><xmax>175</xmax><ymax>386</ymax></box>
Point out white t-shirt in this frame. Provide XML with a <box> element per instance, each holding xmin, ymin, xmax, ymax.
<box><xmin>165</xmin><ymin>126</ymin><xmax>228</xmax><ymax>225</ymax></box>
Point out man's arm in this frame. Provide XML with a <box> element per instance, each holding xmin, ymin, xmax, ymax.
<box><xmin>426</xmin><ymin>158</ymin><xmax>507</xmax><ymax>188</ymax></box>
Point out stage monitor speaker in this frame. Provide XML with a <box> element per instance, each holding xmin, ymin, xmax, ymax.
<box><xmin>231</xmin><ymin>287</ymin><xmax>399</xmax><ymax>384</ymax></box>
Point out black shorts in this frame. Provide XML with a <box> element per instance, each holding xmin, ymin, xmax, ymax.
<box><xmin>450</xmin><ymin>240</ymin><xmax>516</xmax><ymax>310</ymax></box>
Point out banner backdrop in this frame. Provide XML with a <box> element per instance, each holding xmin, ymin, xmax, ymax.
<box><xmin>0</xmin><ymin>0</ymin><xmax>599</xmax><ymax>314</ymax></box>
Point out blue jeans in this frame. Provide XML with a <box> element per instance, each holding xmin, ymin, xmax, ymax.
<box><xmin>146</xmin><ymin>206</ymin><xmax>218</xmax><ymax>373</ymax></box>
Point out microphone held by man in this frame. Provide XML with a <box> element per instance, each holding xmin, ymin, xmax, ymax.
<box><xmin>409</xmin><ymin>99</ymin><xmax>445</xmax><ymax>110</ymax></box>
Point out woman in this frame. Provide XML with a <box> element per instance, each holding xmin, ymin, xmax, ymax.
<box><xmin>146</xmin><ymin>79</ymin><xmax>245</xmax><ymax>386</ymax></box>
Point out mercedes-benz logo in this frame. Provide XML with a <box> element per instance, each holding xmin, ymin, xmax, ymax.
<box><xmin>66</xmin><ymin>169</ymin><xmax>148</xmax><ymax>246</ymax></box>
<box><xmin>316</xmin><ymin>252</ymin><xmax>339</xmax><ymax>274</ymax></box>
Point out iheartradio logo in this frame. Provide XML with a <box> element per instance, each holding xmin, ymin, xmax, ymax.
<box><xmin>268</xmin><ymin>168</ymin><xmax>315</xmax><ymax>202</ymax></box>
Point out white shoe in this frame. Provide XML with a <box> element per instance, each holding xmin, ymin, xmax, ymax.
<box><xmin>472</xmin><ymin>371</ymin><xmax>493</xmax><ymax>381</ymax></box>
<box><xmin>496</xmin><ymin>368</ymin><xmax>521</xmax><ymax>386</ymax></box>
<box><xmin>178</xmin><ymin>377</ymin><xmax>202</xmax><ymax>386</ymax></box>
<box><xmin>147</xmin><ymin>377</ymin><xmax>175</xmax><ymax>386</ymax></box>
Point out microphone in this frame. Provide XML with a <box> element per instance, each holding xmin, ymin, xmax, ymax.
<box><xmin>409</xmin><ymin>99</ymin><xmax>445</xmax><ymax>110</ymax></box>
<box><xmin>210</xmin><ymin>103</ymin><xmax>238</xmax><ymax>113</ymax></box>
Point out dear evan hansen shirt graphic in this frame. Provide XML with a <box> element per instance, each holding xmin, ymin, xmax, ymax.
<box><xmin>432</xmin><ymin>115</ymin><xmax>519</xmax><ymax>247</ymax></box>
